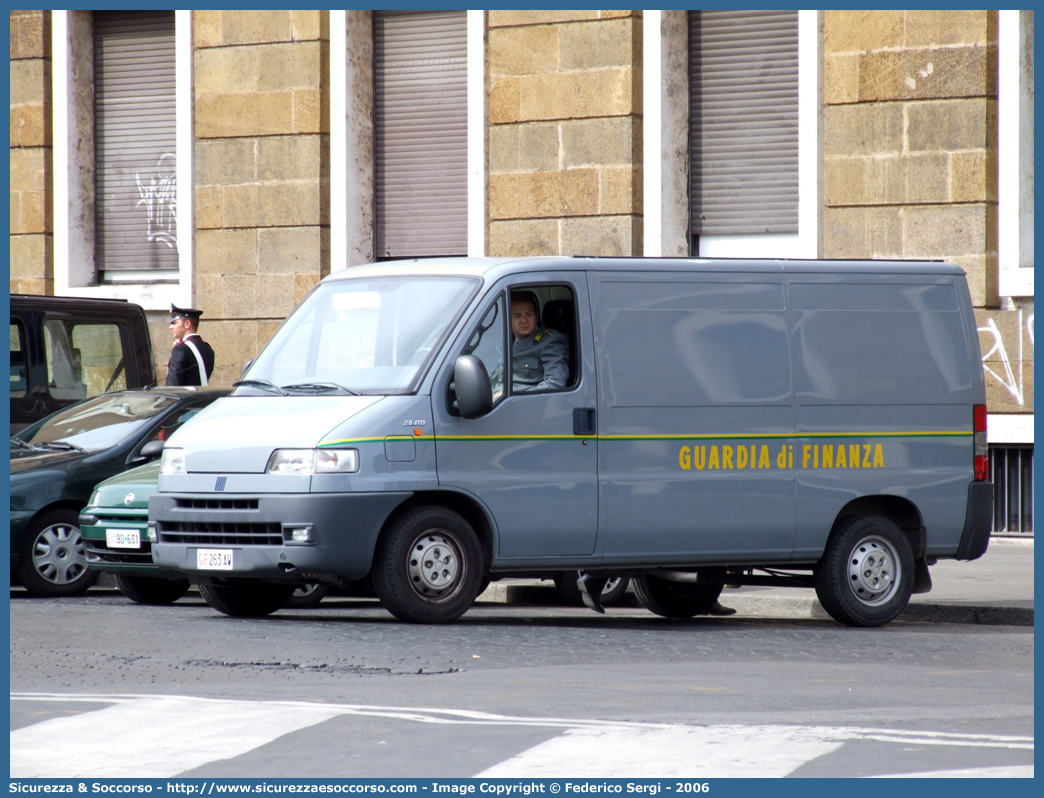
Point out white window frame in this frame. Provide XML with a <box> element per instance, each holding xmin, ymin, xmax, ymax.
<box><xmin>330</xmin><ymin>9</ymin><xmax>485</xmax><ymax>272</ymax></box>
<box><xmin>998</xmin><ymin>9</ymin><xmax>1034</xmax><ymax>299</ymax></box>
<box><xmin>51</xmin><ymin>9</ymin><xmax>193</xmax><ymax>308</ymax></box>
<box><xmin>645</xmin><ymin>9</ymin><xmax>820</xmax><ymax>259</ymax></box>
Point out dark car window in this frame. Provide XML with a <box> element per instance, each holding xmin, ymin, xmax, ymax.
<box><xmin>20</xmin><ymin>393</ymin><xmax>178</xmax><ymax>451</ymax></box>
<box><xmin>10</xmin><ymin>321</ymin><xmax>28</xmax><ymax>398</ymax></box>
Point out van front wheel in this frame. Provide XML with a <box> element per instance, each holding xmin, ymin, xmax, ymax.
<box><xmin>633</xmin><ymin>575</ymin><xmax>723</xmax><ymax>619</ymax></box>
<box><xmin>814</xmin><ymin>515</ymin><xmax>914</xmax><ymax>627</ymax></box>
<box><xmin>198</xmin><ymin>581</ymin><xmax>296</xmax><ymax>617</ymax></box>
<box><xmin>372</xmin><ymin>506</ymin><xmax>484</xmax><ymax>624</ymax></box>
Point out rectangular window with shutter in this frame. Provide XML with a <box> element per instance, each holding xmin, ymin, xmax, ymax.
<box><xmin>689</xmin><ymin>10</ymin><xmax>798</xmax><ymax>242</ymax></box>
<box><xmin>374</xmin><ymin>10</ymin><xmax>467</xmax><ymax>259</ymax></box>
<box><xmin>94</xmin><ymin>11</ymin><xmax>177</xmax><ymax>277</ymax></box>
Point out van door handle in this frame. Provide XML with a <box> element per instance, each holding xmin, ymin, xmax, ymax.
<box><xmin>573</xmin><ymin>407</ymin><xmax>596</xmax><ymax>436</ymax></box>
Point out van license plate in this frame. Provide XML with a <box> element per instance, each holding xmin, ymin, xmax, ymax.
<box><xmin>106</xmin><ymin>529</ymin><xmax>140</xmax><ymax>549</ymax></box>
<box><xmin>197</xmin><ymin>549</ymin><xmax>234</xmax><ymax>570</ymax></box>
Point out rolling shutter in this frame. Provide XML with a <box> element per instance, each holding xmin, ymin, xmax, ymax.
<box><xmin>94</xmin><ymin>11</ymin><xmax>177</xmax><ymax>273</ymax></box>
<box><xmin>689</xmin><ymin>10</ymin><xmax>798</xmax><ymax>237</ymax></box>
<box><xmin>374</xmin><ymin>11</ymin><xmax>467</xmax><ymax>258</ymax></box>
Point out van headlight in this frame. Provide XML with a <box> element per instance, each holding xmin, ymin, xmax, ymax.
<box><xmin>266</xmin><ymin>448</ymin><xmax>359</xmax><ymax>475</ymax></box>
<box><xmin>160</xmin><ymin>448</ymin><xmax>185</xmax><ymax>475</ymax></box>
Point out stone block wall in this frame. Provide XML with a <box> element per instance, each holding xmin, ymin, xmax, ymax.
<box><xmin>487</xmin><ymin>11</ymin><xmax>643</xmax><ymax>257</ymax></box>
<box><xmin>822</xmin><ymin>11</ymin><xmax>998</xmax><ymax>309</ymax></box>
<box><xmin>191</xmin><ymin>10</ymin><xmax>330</xmax><ymax>386</ymax></box>
<box><xmin>10</xmin><ymin>10</ymin><xmax>53</xmax><ymax>296</ymax></box>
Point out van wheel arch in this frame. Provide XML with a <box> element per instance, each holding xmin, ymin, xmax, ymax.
<box><xmin>385</xmin><ymin>491</ymin><xmax>495</xmax><ymax>571</ymax></box>
<box><xmin>832</xmin><ymin>495</ymin><xmax>925</xmax><ymax>559</ymax></box>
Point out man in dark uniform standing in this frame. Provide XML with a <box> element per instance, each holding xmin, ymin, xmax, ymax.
<box><xmin>166</xmin><ymin>304</ymin><xmax>215</xmax><ymax>386</ymax></box>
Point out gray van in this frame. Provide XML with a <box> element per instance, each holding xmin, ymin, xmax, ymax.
<box><xmin>150</xmin><ymin>257</ymin><xmax>993</xmax><ymax>627</ymax></box>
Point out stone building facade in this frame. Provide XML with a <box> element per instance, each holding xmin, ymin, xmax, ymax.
<box><xmin>9</xmin><ymin>10</ymin><xmax>1033</xmax><ymax>530</ymax></box>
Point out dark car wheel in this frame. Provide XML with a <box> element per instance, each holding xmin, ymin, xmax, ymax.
<box><xmin>287</xmin><ymin>582</ymin><xmax>330</xmax><ymax>609</ymax></box>
<box><xmin>19</xmin><ymin>509</ymin><xmax>98</xmax><ymax>597</ymax></box>
<box><xmin>632</xmin><ymin>574</ymin><xmax>723</xmax><ymax>619</ymax></box>
<box><xmin>198</xmin><ymin>581</ymin><xmax>296</xmax><ymax>618</ymax></box>
<box><xmin>814</xmin><ymin>515</ymin><xmax>914</xmax><ymax>627</ymax></box>
<box><xmin>114</xmin><ymin>574</ymin><xmax>190</xmax><ymax>605</ymax></box>
<box><xmin>553</xmin><ymin>572</ymin><xmax>630</xmax><ymax>607</ymax></box>
<box><xmin>372</xmin><ymin>506</ymin><xmax>484</xmax><ymax>624</ymax></box>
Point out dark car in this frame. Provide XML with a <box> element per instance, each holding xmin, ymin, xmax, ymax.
<box><xmin>10</xmin><ymin>294</ymin><xmax>156</xmax><ymax>434</ymax></box>
<box><xmin>10</xmin><ymin>387</ymin><xmax>229</xmax><ymax>597</ymax></box>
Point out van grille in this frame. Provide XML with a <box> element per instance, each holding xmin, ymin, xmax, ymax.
<box><xmin>157</xmin><ymin>522</ymin><xmax>282</xmax><ymax>546</ymax></box>
<box><xmin>990</xmin><ymin>446</ymin><xmax>1033</xmax><ymax>535</ymax></box>
<box><xmin>174</xmin><ymin>498</ymin><xmax>259</xmax><ymax>510</ymax></box>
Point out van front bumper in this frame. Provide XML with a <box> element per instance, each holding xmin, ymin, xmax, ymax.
<box><xmin>149</xmin><ymin>491</ymin><xmax>411</xmax><ymax>581</ymax></box>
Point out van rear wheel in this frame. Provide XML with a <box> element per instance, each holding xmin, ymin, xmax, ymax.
<box><xmin>633</xmin><ymin>575</ymin><xmax>723</xmax><ymax>619</ymax></box>
<box><xmin>372</xmin><ymin>506</ymin><xmax>483</xmax><ymax>624</ymax></box>
<box><xmin>814</xmin><ymin>515</ymin><xmax>914</xmax><ymax>627</ymax></box>
<box><xmin>114</xmin><ymin>574</ymin><xmax>190</xmax><ymax>605</ymax></box>
<box><xmin>198</xmin><ymin>581</ymin><xmax>296</xmax><ymax>617</ymax></box>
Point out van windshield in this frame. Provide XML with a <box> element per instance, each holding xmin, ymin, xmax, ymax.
<box><xmin>240</xmin><ymin>276</ymin><xmax>478</xmax><ymax>395</ymax></box>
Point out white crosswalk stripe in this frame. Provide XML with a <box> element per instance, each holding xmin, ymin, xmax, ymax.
<box><xmin>476</xmin><ymin>725</ymin><xmax>844</xmax><ymax>777</ymax></box>
<box><xmin>10</xmin><ymin>693</ymin><xmax>1034</xmax><ymax>778</ymax></box>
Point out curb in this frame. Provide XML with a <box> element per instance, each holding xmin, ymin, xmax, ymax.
<box><xmin>476</xmin><ymin>583</ymin><xmax>1034</xmax><ymax>627</ymax></box>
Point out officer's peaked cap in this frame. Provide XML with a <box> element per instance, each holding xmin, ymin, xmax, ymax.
<box><xmin>170</xmin><ymin>304</ymin><xmax>203</xmax><ymax>322</ymax></box>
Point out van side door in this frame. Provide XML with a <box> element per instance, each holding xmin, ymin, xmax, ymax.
<box><xmin>432</xmin><ymin>272</ymin><xmax>599</xmax><ymax>560</ymax></box>
<box><xmin>591</xmin><ymin>271</ymin><xmax>797</xmax><ymax>560</ymax></box>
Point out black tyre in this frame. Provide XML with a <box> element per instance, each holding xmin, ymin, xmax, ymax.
<box><xmin>632</xmin><ymin>575</ymin><xmax>723</xmax><ymax>619</ymax></box>
<box><xmin>18</xmin><ymin>509</ymin><xmax>98</xmax><ymax>597</ymax></box>
<box><xmin>114</xmin><ymin>574</ymin><xmax>190</xmax><ymax>605</ymax></box>
<box><xmin>287</xmin><ymin>582</ymin><xmax>330</xmax><ymax>609</ymax></box>
<box><xmin>814</xmin><ymin>515</ymin><xmax>914</xmax><ymax>627</ymax></box>
<box><xmin>198</xmin><ymin>581</ymin><xmax>296</xmax><ymax>618</ymax></box>
<box><xmin>553</xmin><ymin>572</ymin><xmax>630</xmax><ymax>607</ymax></box>
<box><xmin>372</xmin><ymin>506</ymin><xmax>484</xmax><ymax>624</ymax></box>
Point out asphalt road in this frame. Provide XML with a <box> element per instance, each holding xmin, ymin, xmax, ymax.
<box><xmin>9</xmin><ymin>591</ymin><xmax>1034</xmax><ymax>778</ymax></box>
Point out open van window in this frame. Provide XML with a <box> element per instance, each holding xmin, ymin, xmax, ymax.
<box><xmin>241</xmin><ymin>276</ymin><xmax>478</xmax><ymax>395</ymax></box>
<box><xmin>509</xmin><ymin>284</ymin><xmax>578</xmax><ymax>394</ymax></box>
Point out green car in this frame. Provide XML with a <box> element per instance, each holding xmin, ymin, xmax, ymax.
<box><xmin>79</xmin><ymin>461</ymin><xmax>191</xmax><ymax>605</ymax></box>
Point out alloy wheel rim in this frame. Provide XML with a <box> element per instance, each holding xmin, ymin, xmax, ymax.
<box><xmin>33</xmin><ymin>523</ymin><xmax>88</xmax><ymax>585</ymax></box>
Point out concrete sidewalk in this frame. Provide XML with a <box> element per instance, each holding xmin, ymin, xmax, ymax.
<box><xmin>478</xmin><ymin>537</ymin><xmax>1034</xmax><ymax>626</ymax></box>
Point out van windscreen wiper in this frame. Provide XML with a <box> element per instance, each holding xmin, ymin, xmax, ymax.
<box><xmin>232</xmin><ymin>379</ymin><xmax>287</xmax><ymax>395</ymax></box>
<box><xmin>281</xmin><ymin>382</ymin><xmax>361</xmax><ymax>396</ymax></box>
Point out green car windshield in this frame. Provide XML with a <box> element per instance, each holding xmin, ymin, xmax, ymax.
<box><xmin>241</xmin><ymin>276</ymin><xmax>478</xmax><ymax>395</ymax></box>
<box><xmin>17</xmin><ymin>393</ymin><xmax>177</xmax><ymax>451</ymax></box>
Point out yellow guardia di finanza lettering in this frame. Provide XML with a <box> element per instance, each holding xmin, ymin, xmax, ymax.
<box><xmin>678</xmin><ymin>443</ymin><xmax>885</xmax><ymax>471</ymax></box>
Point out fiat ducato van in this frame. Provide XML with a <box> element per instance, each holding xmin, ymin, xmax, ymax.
<box><xmin>150</xmin><ymin>257</ymin><xmax>993</xmax><ymax>627</ymax></box>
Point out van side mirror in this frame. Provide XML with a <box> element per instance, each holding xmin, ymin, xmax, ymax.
<box><xmin>240</xmin><ymin>360</ymin><xmax>254</xmax><ymax>379</ymax></box>
<box><xmin>451</xmin><ymin>355</ymin><xmax>493</xmax><ymax>419</ymax></box>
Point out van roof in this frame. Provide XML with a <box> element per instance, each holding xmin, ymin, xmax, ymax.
<box><xmin>327</xmin><ymin>256</ymin><xmax>965</xmax><ymax>282</ymax></box>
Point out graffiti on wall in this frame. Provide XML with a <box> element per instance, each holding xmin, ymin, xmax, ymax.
<box><xmin>136</xmin><ymin>153</ymin><xmax>178</xmax><ymax>249</ymax></box>
<box><xmin>977</xmin><ymin>309</ymin><xmax>1034</xmax><ymax>412</ymax></box>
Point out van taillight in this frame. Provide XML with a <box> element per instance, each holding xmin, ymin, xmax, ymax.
<box><xmin>973</xmin><ymin>404</ymin><xmax>988</xmax><ymax>481</ymax></box>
